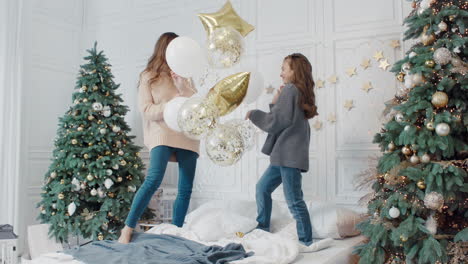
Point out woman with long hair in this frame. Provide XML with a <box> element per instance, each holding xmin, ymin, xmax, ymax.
<box><xmin>118</xmin><ymin>32</ymin><xmax>199</xmax><ymax>243</ymax></box>
<box><xmin>246</xmin><ymin>53</ymin><xmax>332</xmax><ymax>252</ymax></box>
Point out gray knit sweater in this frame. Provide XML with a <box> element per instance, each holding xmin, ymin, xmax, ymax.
<box><xmin>249</xmin><ymin>83</ymin><xmax>310</xmax><ymax>172</ymax></box>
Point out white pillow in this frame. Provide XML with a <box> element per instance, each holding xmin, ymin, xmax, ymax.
<box><xmin>184</xmin><ymin>200</ymin><xmax>294</xmax><ymax>240</ymax></box>
<box><xmin>185</xmin><ymin>205</ymin><xmax>257</xmax><ymax>242</ymax></box>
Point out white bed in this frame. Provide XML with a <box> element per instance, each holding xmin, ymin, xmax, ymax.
<box><xmin>23</xmin><ymin>200</ymin><xmax>364</xmax><ymax>264</ymax></box>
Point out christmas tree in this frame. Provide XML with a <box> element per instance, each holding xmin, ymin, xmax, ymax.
<box><xmin>355</xmin><ymin>0</ymin><xmax>467</xmax><ymax>263</ymax></box>
<box><xmin>37</xmin><ymin>43</ymin><xmax>150</xmax><ymax>242</ymax></box>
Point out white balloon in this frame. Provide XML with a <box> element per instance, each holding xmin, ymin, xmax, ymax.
<box><xmin>166</xmin><ymin>36</ymin><xmax>205</xmax><ymax>78</ymax></box>
<box><xmin>163</xmin><ymin>97</ymin><xmax>189</xmax><ymax>132</ymax></box>
<box><xmin>243</xmin><ymin>71</ymin><xmax>264</xmax><ymax>104</ymax></box>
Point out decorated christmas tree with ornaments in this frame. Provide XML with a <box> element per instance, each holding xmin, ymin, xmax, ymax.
<box><xmin>37</xmin><ymin>43</ymin><xmax>151</xmax><ymax>243</ymax></box>
<box><xmin>356</xmin><ymin>0</ymin><xmax>467</xmax><ymax>263</ymax></box>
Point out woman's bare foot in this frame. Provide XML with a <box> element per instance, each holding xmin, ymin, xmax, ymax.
<box><xmin>117</xmin><ymin>226</ymin><xmax>134</xmax><ymax>244</ymax></box>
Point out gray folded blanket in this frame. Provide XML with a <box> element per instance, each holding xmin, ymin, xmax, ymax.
<box><xmin>65</xmin><ymin>232</ymin><xmax>253</xmax><ymax>264</ymax></box>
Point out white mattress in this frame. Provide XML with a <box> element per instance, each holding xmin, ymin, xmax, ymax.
<box><xmin>292</xmin><ymin>236</ymin><xmax>364</xmax><ymax>264</ymax></box>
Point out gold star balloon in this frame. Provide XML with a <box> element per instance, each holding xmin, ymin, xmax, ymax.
<box><xmin>198</xmin><ymin>1</ymin><xmax>255</xmax><ymax>37</ymax></box>
<box><xmin>206</xmin><ymin>72</ymin><xmax>251</xmax><ymax>116</ymax></box>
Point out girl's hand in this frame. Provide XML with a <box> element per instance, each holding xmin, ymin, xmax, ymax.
<box><xmin>245</xmin><ymin>110</ymin><xmax>252</xmax><ymax>120</ymax></box>
<box><xmin>271</xmin><ymin>85</ymin><xmax>285</xmax><ymax>104</ymax></box>
<box><xmin>170</xmin><ymin>71</ymin><xmax>186</xmax><ymax>96</ymax></box>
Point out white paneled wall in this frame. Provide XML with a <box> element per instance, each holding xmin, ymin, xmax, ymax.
<box><xmin>15</xmin><ymin>0</ymin><xmax>413</xmax><ymax>253</ymax></box>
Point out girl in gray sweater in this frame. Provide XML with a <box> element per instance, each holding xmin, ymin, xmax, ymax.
<box><xmin>247</xmin><ymin>53</ymin><xmax>332</xmax><ymax>252</ymax></box>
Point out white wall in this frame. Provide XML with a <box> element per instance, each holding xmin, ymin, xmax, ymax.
<box><xmin>14</xmin><ymin>0</ymin><xmax>413</xmax><ymax>254</ymax></box>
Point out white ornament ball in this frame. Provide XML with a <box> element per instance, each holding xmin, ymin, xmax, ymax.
<box><xmin>103</xmin><ymin>110</ymin><xmax>111</xmax><ymax>117</ymax></box>
<box><xmin>112</xmin><ymin>164</ymin><xmax>119</xmax><ymax>170</ymax></box>
<box><xmin>404</xmin><ymin>125</ymin><xmax>411</xmax><ymax>131</ymax></box>
<box><xmin>67</xmin><ymin>202</ymin><xmax>76</xmax><ymax>216</ymax></box>
<box><xmin>395</xmin><ymin>113</ymin><xmax>405</xmax><ymax>123</ymax></box>
<box><xmin>100</xmin><ymin>128</ymin><xmax>107</xmax><ymax>135</ymax></box>
<box><xmin>410</xmin><ymin>154</ymin><xmax>420</xmax><ymax>164</ymax></box>
<box><xmin>389</xmin><ymin>207</ymin><xmax>400</xmax><ymax>218</ymax></box>
<box><xmin>404</xmin><ymin>76</ymin><xmax>415</xmax><ymax>89</ymax></box>
<box><xmin>424</xmin><ymin>192</ymin><xmax>444</xmax><ymax>210</ymax></box>
<box><xmin>409</xmin><ymin>51</ymin><xmax>417</xmax><ymax>58</ymax></box>
<box><xmin>92</xmin><ymin>102</ymin><xmax>103</xmax><ymax>111</ymax></box>
<box><xmin>128</xmin><ymin>185</ymin><xmax>136</xmax><ymax>192</ymax></box>
<box><xmin>71</xmin><ymin>178</ymin><xmax>81</xmax><ymax>191</ymax></box>
<box><xmin>118</xmin><ymin>150</ymin><xmax>124</xmax><ymax>156</ymax></box>
<box><xmin>453</xmin><ymin>46</ymin><xmax>461</xmax><ymax>54</ymax></box>
<box><xmin>433</xmin><ymin>48</ymin><xmax>452</xmax><ymax>65</ymax></box>
<box><xmin>90</xmin><ymin>188</ymin><xmax>98</xmax><ymax>196</ymax></box>
<box><xmin>438</xmin><ymin>21</ymin><xmax>447</xmax><ymax>31</ymax></box>
<box><xmin>97</xmin><ymin>188</ymin><xmax>106</xmax><ymax>198</ymax></box>
<box><xmin>421</xmin><ymin>153</ymin><xmax>431</xmax><ymax>163</ymax></box>
<box><xmin>106</xmin><ymin>169</ymin><xmax>113</xmax><ymax>176</ymax></box>
<box><xmin>388</xmin><ymin>142</ymin><xmax>396</xmax><ymax>151</ymax></box>
<box><xmin>80</xmin><ymin>183</ymin><xmax>86</xmax><ymax>190</ymax></box>
<box><xmin>435</xmin><ymin>123</ymin><xmax>450</xmax><ymax>136</ymax></box>
<box><xmin>104</xmin><ymin>178</ymin><xmax>114</xmax><ymax>189</ymax></box>
<box><xmin>401</xmin><ymin>62</ymin><xmax>411</xmax><ymax>73</ymax></box>
<box><xmin>50</xmin><ymin>172</ymin><xmax>57</xmax><ymax>178</ymax></box>
<box><xmin>52</xmin><ymin>203</ymin><xmax>57</xmax><ymax>209</ymax></box>
<box><xmin>112</xmin><ymin>126</ymin><xmax>121</xmax><ymax>133</ymax></box>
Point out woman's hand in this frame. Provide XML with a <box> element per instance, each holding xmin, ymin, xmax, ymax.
<box><xmin>170</xmin><ymin>71</ymin><xmax>187</xmax><ymax>96</ymax></box>
<box><xmin>245</xmin><ymin>110</ymin><xmax>252</xmax><ymax>120</ymax></box>
<box><xmin>271</xmin><ymin>85</ymin><xmax>285</xmax><ymax>104</ymax></box>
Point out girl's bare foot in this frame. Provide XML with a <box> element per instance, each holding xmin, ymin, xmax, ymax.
<box><xmin>117</xmin><ymin>226</ymin><xmax>134</xmax><ymax>244</ymax></box>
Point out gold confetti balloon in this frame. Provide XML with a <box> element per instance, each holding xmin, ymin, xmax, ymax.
<box><xmin>205</xmin><ymin>124</ymin><xmax>245</xmax><ymax>166</ymax></box>
<box><xmin>206</xmin><ymin>72</ymin><xmax>250</xmax><ymax>116</ymax></box>
<box><xmin>207</xmin><ymin>26</ymin><xmax>244</xmax><ymax>68</ymax></box>
<box><xmin>178</xmin><ymin>97</ymin><xmax>219</xmax><ymax>140</ymax></box>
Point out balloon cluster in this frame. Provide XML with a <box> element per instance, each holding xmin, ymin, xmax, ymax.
<box><xmin>163</xmin><ymin>1</ymin><xmax>262</xmax><ymax>166</ymax></box>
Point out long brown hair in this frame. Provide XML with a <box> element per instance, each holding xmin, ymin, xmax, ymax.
<box><xmin>284</xmin><ymin>53</ymin><xmax>318</xmax><ymax>119</ymax></box>
<box><xmin>141</xmin><ymin>32</ymin><xmax>179</xmax><ymax>86</ymax></box>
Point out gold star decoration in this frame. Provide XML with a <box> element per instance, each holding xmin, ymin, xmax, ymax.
<box><xmin>316</xmin><ymin>79</ymin><xmax>324</xmax><ymax>88</ymax></box>
<box><xmin>346</xmin><ymin>67</ymin><xmax>357</xmax><ymax>77</ymax></box>
<box><xmin>390</xmin><ymin>40</ymin><xmax>401</xmax><ymax>49</ymax></box>
<box><xmin>379</xmin><ymin>59</ymin><xmax>391</xmax><ymax>71</ymax></box>
<box><xmin>327</xmin><ymin>113</ymin><xmax>337</xmax><ymax>123</ymax></box>
<box><xmin>313</xmin><ymin>120</ymin><xmax>323</xmax><ymax>131</ymax></box>
<box><xmin>328</xmin><ymin>75</ymin><xmax>338</xmax><ymax>84</ymax></box>
<box><xmin>361</xmin><ymin>81</ymin><xmax>373</xmax><ymax>93</ymax></box>
<box><xmin>344</xmin><ymin>100</ymin><xmax>355</xmax><ymax>111</ymax></box>
<box><xmin>360</xmin><ymin>59</ymin><xmax>371</xmax><ymax>69</ymax></box>
<box><xmin>265</xmin><ymin>85</ymin><xmax>275</xmax><ymax>94</ymax></box>
<box><xmin>197</xmin><ymin>1</ymin><xmax>255</xmax><ymax>37</ymax></box>
<box><xmin>373</xmin><ymin>51</ymin><xmax>384</xmax><ymax>61</ymax></box>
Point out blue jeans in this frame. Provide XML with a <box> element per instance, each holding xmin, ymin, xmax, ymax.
<box><xmin>256</xmin><ymin>165</ymin><xmax>312</xmax><ymax>246</ymax></box>
<box><xmin>125</xmin><ymin>145</ymin><xmax>198</xmax><ymax>228</ymax></box>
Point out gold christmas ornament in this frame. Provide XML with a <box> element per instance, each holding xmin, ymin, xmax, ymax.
<box><xmin>396</xmin><ymin>72</ymin><xmax>405</xmax><ymax>82</ymax></box>
<box><xmin>98</xmin><ymin>233</ymin><xmax>104</xmax><ymax>240</ymax></box>
<box><xmin>71</xmin><ymin>139</ymin><xmax>78</xmax><ymax>145</ymax></box>
<box><xmin>86</xmin><ymin>174</ymin><xmax>94</xmax><ymax>181</ymax></box>
<box><xmin>421</xmin><ymin>25</ymin><xmax>436</xmax><ymax>46</ymax></box>
<box><xmin>206</xmin><ymin>72</ymin><xmax>250</xmax><ymax>116</ymax></box>
<box><xmin>426</xmin><ymin>121</ymin><xmax>435</xmax><ymax>130</ymax></box>
<box><xmin>388</xmin><ymin>142</ymin><xmax>396</xmax><ymax>151</ymax></box>
<box><xmin>417</xmin><ymin>180</ymin><xmax>426</xmax><ymax>189</ymax></box>
<box><xmin>60</xmin><ymin>179</ymin><xmax>65</xmax><ymax>184</ymax></box>
<box><xmin>197</xmin><ymin>1</ymin><xmax>254</xmax><ymax>37</ymax></box>
<box><xmin>120</xmin><ymin>160</ymin><xmax>127</xmax><ymax>166</ymax></box>
<box><xmin>84</xmin><ymin>153</ymin><xmax>89</xmax><ymax>159</ymax></box>
<box><xmin>88</xmin><ymin>115</ymin><xmax>95</xmax><ymax>121</ymax></box>
<box><xmin>400</xmin><ymin>235</ymin><xmax>408</xmax><ymax>242</ymax></box>
<box><xmin>117</xmin><ymin>177</ymin><xmax>123</xmax><ymax>182</ymax></box>
<box><xmin>431</xmin><ymin>91</ymin><xmax>448</xmax><ymax>108</ymax></box>
<box><xmin>402</xmin><ymin>146</ymin><xmax>413</xmax><ymax>155</ymax></box>
<box><xmin>58</xmin><ymin>193</ymin><xmax>65</xmax><ymax>200</ymax></box>
<box><xmin>410</xmin><ymin>154</ymin><xmax>420</xmax><ymax>164</ymax></box>
<box><xmin>425</xmin><ymin>60</ymin><xmax>435</xmax><ymax>68</ymax></box>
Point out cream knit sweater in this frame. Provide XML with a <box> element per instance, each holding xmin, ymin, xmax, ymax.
<box><xmin>138</xmin><ymin>71</ymin><xmax>200</xmax><ymax>157</ymax></box>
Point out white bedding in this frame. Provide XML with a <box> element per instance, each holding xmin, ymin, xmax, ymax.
<box><xmin>23</xmin><ymin>224</ymin><xmax>363</xmax><ymax>264</ymax></box>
